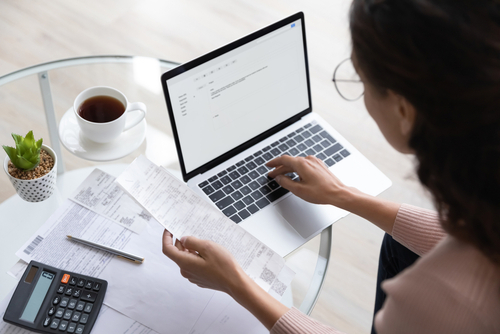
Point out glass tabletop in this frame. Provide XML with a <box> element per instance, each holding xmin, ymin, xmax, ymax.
<box><xmin>0</xmin><ymin>55</ymin><xmax>331</xmax><ymax>315</ymax></box>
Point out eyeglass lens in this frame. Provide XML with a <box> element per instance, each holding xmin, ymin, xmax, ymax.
<box><xmin>333</xmin><ymin>58</ymin><xmax>364</xmax><ymax>101</ymax></box>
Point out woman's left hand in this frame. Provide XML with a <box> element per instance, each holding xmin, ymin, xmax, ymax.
<box><xmin>163</xmin><ymin>230</ymin><xmax>290</xmax><ymax>330</ymax></box>
<box><xmin>162</xmin><ymin>230</ymin><xmax>246</xmax><ymax>296</ymax></box>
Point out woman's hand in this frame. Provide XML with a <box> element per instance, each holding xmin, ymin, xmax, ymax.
<box><xmin>162</xmin><ymin>230</ymin><xmax>246</xmax><ymax>296</ymax></box>
<box><xmin>267</xmin><ymin>154</ymin><xmax>402</xmax><ymax>234</ymax></box>
<box><xmin>162</xmin><ymin>230</ymin><xmax>290</xmax><ymax>330</ymax></box>
<box><xmin>267</xmin><ymin>155</ymin><xmax>356</xmax><ymax>208</ymax></box>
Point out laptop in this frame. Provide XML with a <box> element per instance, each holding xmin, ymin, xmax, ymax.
<box><xmin>161</xmin><ymin>12</ymin><xmax>391</xmax><ymax>257</ymax></box>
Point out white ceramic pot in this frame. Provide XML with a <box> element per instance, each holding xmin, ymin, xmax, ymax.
<box><xmin>3</xmin><ymin>144</ymin><xmax>58</xmax><ymax>202</ymax></box>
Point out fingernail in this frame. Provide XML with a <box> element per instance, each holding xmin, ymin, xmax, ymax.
<box><xmin>180</xmin><ymin>236</ymin><xmax>187</xmax><ymax>244</ymax></box>
<box><xmin>275</xmin><ymin>175</ymin><xmax>282</xmax><ymax>183</ymax></box>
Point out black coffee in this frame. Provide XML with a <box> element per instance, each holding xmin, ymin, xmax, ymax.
<box><xmin>78</xmin><ymin>95</ymin><xmax>125</xmax><ymax>123</ymax></box>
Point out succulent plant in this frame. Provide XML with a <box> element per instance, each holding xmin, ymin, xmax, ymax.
<box><xmin>3</xmin><ymin>131</ymin><xmax>43</xmax><ymax>171</ymax></box>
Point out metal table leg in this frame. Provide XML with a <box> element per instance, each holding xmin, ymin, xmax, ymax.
<box><xmin>299</xmin><ymin>225</ymin><xmax>332</xmax><ymax>315</ymax></box>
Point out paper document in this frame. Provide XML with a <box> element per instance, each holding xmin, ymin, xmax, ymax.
<box><xmin>192</xmin><ymin>297</ymin><xmax>268</xmax><ymax>334</ymax></box>
<box><xmin>15</xmin><ymin>200</ymin><xmax>132</xmax><ymax>276</ymax></box>
<box><xmin>69</xmin><ymin>168</ymin><xmax>150</xmax><ymax>234</ymax></box>
<box><xmin>116</xmin><ymin>155</ymin><xmax>295</xmax><ymax>294</ymax></box>
<box><xmin>7</xmin><ymin>260</ymin><xmax>29</xmax><ymax>281</ymax></box>
<box><xmin>98</xmin><ymin>217</ymin><xmax>215</xmax><ymax>334</ymax></box>
<box><xmin>14</xmin><ymin>193</ymin><xmax>215</xmax><ymax>334</ymax></box>
<box><xmin>190</xmin><ymin>265</ymin><xmax>295</xmax><ymax>334</ymax></box>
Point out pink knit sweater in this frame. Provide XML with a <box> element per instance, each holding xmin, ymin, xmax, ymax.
<box><xmin>271</xmin><ymin>204</ymin><xmax>500</xmax><ymax>333</ymax></box>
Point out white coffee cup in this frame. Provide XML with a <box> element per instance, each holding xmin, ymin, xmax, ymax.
<box><xmin>74</xmin><ymin>86</ymin><xmax>147</xmax><ymax>143</ymax></box>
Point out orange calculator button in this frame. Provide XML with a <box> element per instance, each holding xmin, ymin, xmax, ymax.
<box><xmin>61</xmin><ymin>274</ymin><xmax>70</xmax><ymax>284</ymax></box>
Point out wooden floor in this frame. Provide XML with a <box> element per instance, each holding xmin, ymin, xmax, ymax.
<box><xmin>0</xmin><ymin>1</ymin><xmax>434</xmax><ymax>333</ymax></box>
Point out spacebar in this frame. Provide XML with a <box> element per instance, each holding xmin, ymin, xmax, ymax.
<box><xmin>266</xmin><ymin>187</ymin><xmax>289</xmax><ymax>202</ymax></box>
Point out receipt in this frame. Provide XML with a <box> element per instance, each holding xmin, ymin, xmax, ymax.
<box><xmin>69</xmin><ymin>169</ymin><xmax>150</xmax><ymax>234</ymax></box>
<box><xmin>189</xmin><ymin>262</ymin><xmax>295</xmax><ymax>334</ymax></box>
<box><xmin>116</xmin><ymin>155</ymin><xmax>295</xmax><ymax>293</ymax></box>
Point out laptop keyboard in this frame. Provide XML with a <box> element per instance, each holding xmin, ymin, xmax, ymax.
<box><xmin>198</xmin><ymin>122</ymin><xmax>350</xmax><ymax>223</ymax></box>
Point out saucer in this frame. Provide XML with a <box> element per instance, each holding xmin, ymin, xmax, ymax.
<box><xmin>58</xmin><ymin>108</ymin><xmax>147</xmax><ymax>161</ymax></box>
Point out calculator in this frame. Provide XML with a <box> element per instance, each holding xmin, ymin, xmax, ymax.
<box><xmin>3</xmin><ymin>261</ymin><xmax>107</xmax><ymax>334</ymax></box>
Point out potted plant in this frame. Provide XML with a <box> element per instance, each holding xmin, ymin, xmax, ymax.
<box><xmin>3</xmin><ymin>131</ymin><xmax>58</xmax><ymax>202</ymax></box>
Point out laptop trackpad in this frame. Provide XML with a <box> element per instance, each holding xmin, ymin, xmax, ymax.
<box><xmin>275</xmin><ymin>195</ymin><xmax>340</xmax><ymax>238</ymax></box>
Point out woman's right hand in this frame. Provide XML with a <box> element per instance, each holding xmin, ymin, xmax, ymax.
<box><xmin>267</xmin><ymin>154</ymin><xmax>402</xmax><ymax>234</ymax></box>
<box><xmin>267</xmin><ymin>155</ymin><xmax>358</xmax><ymax>208</ymax></box>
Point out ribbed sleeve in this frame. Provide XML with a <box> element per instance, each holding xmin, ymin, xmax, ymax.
<box><xmin>375</xmin><ymin>237</ymin><xmax>500</xmax><ymax>333</ymax></box>
<box><xmin>392</xmin><ymin>204</ymin><xmax>446</xmax><ymax>256</ymax></box>
<box><xmin>269</xmin><ymin>205</ymin><xmax>500</xmax><ymax>333</ymax></box>
<box><xmin>270</xmin><ymin>308</ymin><xmax>345</xmax><ymax>334</ymax></box>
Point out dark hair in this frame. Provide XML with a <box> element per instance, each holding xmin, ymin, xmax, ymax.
<box><xmin>350</xmin><ymin>0</ymin><xmax>500</xmax><ymax>264</ymax></box>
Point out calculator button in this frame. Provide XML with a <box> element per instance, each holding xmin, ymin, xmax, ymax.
<box><xmin>81</xmin><ymin>291</ymin><xmax>97</xmax><ymax>302</ymax></box>
<box><xmin>55</xmin><ymin>308</ymin><xmax>64</xmax><ymax>318</ymax></box>
<box><xmin>69</xmin><ymin>276</ymin><xmax>78</xmax><ymax>286</ymax></box>
<box><xmin>83</xmin><ymin>303</ymin><xmax>93</xmax><ymax>313</ymax></box>
<box><xmin>61</xmin><ymin>274</ymin><xmax>70</xmax><ymax>284</ymax></box>
<box><xmin>53</xmin><ymin>296</ymin><xmax>61</xmax><ymax>305</ymax></box>
<box><xmin>71</xmin><ymin>311</ymin><xmax>81</xmax><ymax>322</ymax></box>
<box><xmin>77</xmin><ymin>279</ymin><xmax>86</xmax><ymax>288</ymax></box>
<box><xmin>48</xmin><ymin>306</ymin><xmax>55</xmax><ymax>316</ymax></box>
<box><xmin>60</xmin><ymin>297</ymin><xmax>69</xmax><ymax>308</ymax></box>
<box><xmin>65</xmin><ymin>287</ymin><xmax>73</xmax><ymax>296</ymax></box>
<box><xmin>84</xmin><ymin>281</ymin><xmax>93</xmax><ymax>290</ymax></box>
<box><xmin>43</xmin><ymin>317</ymin><xmax>51</xmax><ymax>327</ymax></box>
<box><xmin>67</xmin><ymin>322</ymin><xmax>77</xmax><ymax>333</ymax></box>
<box><xmin>68</xmin><ymin>299</ymin><xmax>77</xmax><ymax>309</ymax></box>
<box><xmin>80</xmin><ymin>313</ymin><xmax>89</xmax><ymax>324</ymax></box>
<box><xmin>93</xmin><ymin>282</ymin><xmax>101</xmax><ymax>291</ymax></box>
<box><xmin>50</xmin><ymin>318</ymin><xmax>60</xmax><ymax>329</ymax></box>
<box><xmin>75</xmin><ymin>324</ymin><xmax>85</xmax><ymax>334</ymax></box>
<box><xmin>59</xmin><ymin>320</ymin><xmax>69</xmax><ymax>331</ymax></box>
<box><xmin>73</xmin><ymin>289</ymin><xmax>81</xmax><ymax>298</ymax></box>
<box><xmin>57</xmin><ymin>285</ymin><xmax>65</xmax><ymax>294</ymax></box>
<box><xmin>64</xmin><ymin>309</ymin><xmax>73</xmax><ymax>321</ymax></box>
<box><xmin>76</xmin><ymin>301</ymin><xmax>85</xmax><ymax>312</ymax></box>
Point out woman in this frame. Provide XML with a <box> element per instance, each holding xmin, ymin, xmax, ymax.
<box><xmin>162</xmin><ymin>0</ymin><xmax>500</xmax><ymax>333</ymax></box>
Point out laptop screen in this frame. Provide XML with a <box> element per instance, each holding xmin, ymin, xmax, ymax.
<box><xmin>163</xmin><ymin>14</ymin><xmax>310</xmax><ymax>178</ymax></box>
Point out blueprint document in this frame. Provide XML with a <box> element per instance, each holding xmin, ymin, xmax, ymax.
<box><xmin>116</xmin><ymin>155</ymin><xmax>295</xmax><ymax>296</ymax></box>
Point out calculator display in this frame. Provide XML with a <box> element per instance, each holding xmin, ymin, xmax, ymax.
<box><xmin>20</xmin><ymin>271</ymin><xmax>55</xmax><ymax>323</ymax></box>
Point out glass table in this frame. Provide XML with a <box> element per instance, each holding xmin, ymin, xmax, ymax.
<box><xmin>0</xmin><ymin>56</ymin><xmax>332</xmax><ymax>317</ymax></box>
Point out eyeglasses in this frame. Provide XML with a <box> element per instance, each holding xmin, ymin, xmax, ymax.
<box><xmin>332</xmin><ymin>58</ymin><xmax>364</xmax><ymax>101</ymax></box>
